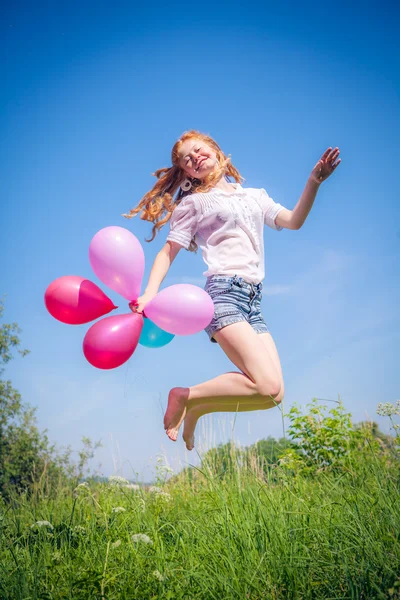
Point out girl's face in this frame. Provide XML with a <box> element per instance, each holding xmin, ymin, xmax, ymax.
<box><xmin>178</xmin><ymin>138</ymin><xmax>219</xmax><ymax>179</ymax></box>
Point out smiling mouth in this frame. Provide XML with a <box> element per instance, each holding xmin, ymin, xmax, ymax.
<box><xmin>195</xmin><ymin>158</ymin><xmax>207</xmax><ymax>171</ymax></box>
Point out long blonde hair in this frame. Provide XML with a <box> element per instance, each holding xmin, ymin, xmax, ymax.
<box><xmin>123</xmin><ymin>130</ymin><xmax>244</xmax><ymax>252</ymax></box>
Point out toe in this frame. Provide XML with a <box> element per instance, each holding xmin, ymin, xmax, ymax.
<box><xmin>166</xmin><ymin>428</ymin><xmax>178</xmax><ymax>441</ymax></box>
<box><xmin>185</xmin><ymin>436</ymin><xmax>194</xmax><ymax>451</ymax></box>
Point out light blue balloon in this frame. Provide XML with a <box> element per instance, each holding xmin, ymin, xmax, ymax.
<box><xmin>139</xmin><ymin>318</ymin><xmax>175</xmax><ymax>348</ymax></box>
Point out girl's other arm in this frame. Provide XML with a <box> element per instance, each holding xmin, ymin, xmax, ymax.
<box><xmin>129</xmin><ymin>241</ymin><xmax>182</xmax><ymax>313</ymax></box>
<box><xmin>275</xmin><ymin>146</ymin><xmax>341</xmax><ymax>230</ymax></box>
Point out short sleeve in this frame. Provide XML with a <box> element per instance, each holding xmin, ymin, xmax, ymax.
<box><xmin>166</xmin><ymin>197</ymin><xmax>199</xmax><ymax>250</ymax></box>
<box><xmin>259</xmin><ymin>188</ymin><xmax>285</xmax><ymax>231</ymax></box>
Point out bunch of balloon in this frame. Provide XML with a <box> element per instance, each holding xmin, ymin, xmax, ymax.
<box><xmin>44</xmin><ymin>226</ymin><xmax>214</xmax><ymax>370</ymax></box>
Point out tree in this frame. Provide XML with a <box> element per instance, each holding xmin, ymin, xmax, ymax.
<box><xmin>0</xmin><ymin>298</ymin><xmax>101</xmax><ymax>499</ymax></box>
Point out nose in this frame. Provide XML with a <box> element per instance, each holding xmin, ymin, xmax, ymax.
<box><xmin>192</xmin><ymin>154</ymin><xmax>201</xmax><ymax>168</ymax></box>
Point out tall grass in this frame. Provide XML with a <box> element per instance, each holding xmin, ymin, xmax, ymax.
<box><xmin>1</xmin><ymin>430</ymin><xmax>399</xmax><ymax>599</ymax></box>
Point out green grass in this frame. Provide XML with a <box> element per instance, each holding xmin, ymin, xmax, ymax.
<box><xmin>1</xmin><ymin>443</ymin><xmax>399</xmax><ymax>599</ymax></box>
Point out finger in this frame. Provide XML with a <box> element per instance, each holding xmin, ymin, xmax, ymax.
<box><xmin>320</xmin><ymin>147</ymin><xmax>332</xmax><ymax>161</ymax></box>
<box><xmin>331</xmin><ymin>158</ymin><xmax>341</xmax><ymax>170</ymax></box>
<box><xmin>329</xmin><ymin>149</ymin><xmax>340</xmax><ymax>163</ymax></box>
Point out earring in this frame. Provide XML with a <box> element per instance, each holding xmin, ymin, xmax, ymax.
<box><xmin>180</xmin><ymin>178</ymin><xmax>192</xmax><ymax>192</ymax></box>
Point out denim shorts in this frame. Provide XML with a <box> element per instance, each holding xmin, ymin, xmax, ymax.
<box><xmin>204</xmin><ymin>274</ymin><xmax>269</xmax><ymax>343</ymax></box>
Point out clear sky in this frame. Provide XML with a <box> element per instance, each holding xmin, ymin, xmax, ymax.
<box><xmin>1</xmin><ymin>1</ymin><xmax>399</xmax><ymax>481</ymax></box>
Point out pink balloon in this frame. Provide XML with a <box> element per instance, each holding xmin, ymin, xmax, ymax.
<box><xmin>144</xmin><ymin>284</ymin><xmax>214</xmax><ymax>335</ymax></box>
<box><xmin>83</xmin><ymin>313</ymin><xmax>144</xmax><ymax>369</ymax></box>
<box><xmin>89</xmin><ymin>226</ymin><xmax>145</xmax><ymax>302</ymax></box>
<box><xmin>44</xmin><ymin>276</ymin><xmax>117</xmax><ymax>325</ymax></box>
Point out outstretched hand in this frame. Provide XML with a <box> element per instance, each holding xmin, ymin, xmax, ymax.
<box><xmin>129</xmin><ymin>290</ymin><xmax>157</xmax><ymax>315</ymax></box>
<box><xmin>310</xmin><ymin>147</ymin><xmax>341</xmax><ymax>184</ymax></box>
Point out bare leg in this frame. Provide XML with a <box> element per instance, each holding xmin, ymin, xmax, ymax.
<box><xmin>182</xmin><ymin>398</ymin><xmax>278</xmax><ymax>450</ymax></box>
<box><xmin>164</xmin><ymin>323</ymin><xmax>283</xmax><ymax>441</ymax></box>
<box><xmin>182</xmin><ymin>333</ymin><xmax>285</xmax><ymax>449</ymax></box>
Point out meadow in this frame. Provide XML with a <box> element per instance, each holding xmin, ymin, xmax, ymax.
<box><xmin>1</xmin><ymin>400</ymin><xmax>399</xmax><ymax>600</ymax></box>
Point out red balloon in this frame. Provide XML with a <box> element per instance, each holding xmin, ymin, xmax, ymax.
<box><xmin>45</xmin><ymin>276</ymin><xmax>117</xmax><ymax>325</ymax></box>
<box><xmin>83</xmin><ymin>313</ymin><xmax>144</xmax><ymax>369</ymax></box>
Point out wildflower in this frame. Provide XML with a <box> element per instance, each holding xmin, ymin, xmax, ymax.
<box><xmin>377</xmin><ymin>402</ymin><xmax>399</xmax><ymax>417</ymax></box>
<box><xmin>111</xmin><ymin>540</ymin><xmax>122</xmax><ymax>548</ymax></box>
<box><xmin>124</xmin><ymin>483</ymin><xmax>140</xmax><ymax>491</ymax></box>
<box><xmin>131</xmin><ymin>533</ymin><xmax>153</xmax><ymax>545</ymax></box>
<box><xmin>153</xmin><ymin>570</ymin><xmax>165</xmax><ymax>582</ymax></box>
<box><xmin>108</xmin><ymin>475</ymin><xmax>130</xmax><ymax>486</ymax></box>
<box><xmin>73</xmin><ymin>525</ymin><xmax>87</xmax><ymax>535</ymax></box>
<box><xmin>112</xmin><ymin>506</ymin><xmax>126</xmax><ymax>514</ymax></box>
<box><xmin>148</xmin><ymin>486</ymin><xmax>172</xmax><ymax>501</ymax></box>
<box><xmin>30</xmin><ymin>520</ymin><xmax>53</xmax><ymax>530</ymax></box>
<box><xmin>73</xmin><ymin>482</ymin><xmax>90</xmax><ymax>497</ymax></box>
<box><xmin>157</xmin><ymin>491</ymin><xmax>172</xmax><ymax>502</ymax></box>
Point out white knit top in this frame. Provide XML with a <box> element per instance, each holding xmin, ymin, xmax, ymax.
<box><xmin>166</xmin><ymin>185</ymin><xmax>285</xmax><ymax>284</ymax></box>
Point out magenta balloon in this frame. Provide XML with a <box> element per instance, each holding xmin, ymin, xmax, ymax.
<box><xmin>44</xmin><ymin>276</ymin><xmax>117</xmax><ymax>325</ymax></box>
<box><xmin>89</xmin><ymin>226</ymin><xmax>145</xmax><ymax>302</ymax></box>
<box><xmin>144</xmin><ymin>284</ymin><xmax>214</xmax><ymax>335</ymax></box>
<box><xmin>83</xmin><ymin>313</ymin><xmax>144</xmax><ymax>369</ymax></box>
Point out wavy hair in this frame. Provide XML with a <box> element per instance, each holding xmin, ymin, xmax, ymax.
<box><xmin>123</xmin><ymin>130</ymin><xmax>244</xmax><ymax>252</ymax></box>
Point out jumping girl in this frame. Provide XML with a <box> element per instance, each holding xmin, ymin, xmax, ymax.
<box><xmin>124</xmin><ymin>130</ymin><xmax>340</xmax><ymax>450</ymax></box>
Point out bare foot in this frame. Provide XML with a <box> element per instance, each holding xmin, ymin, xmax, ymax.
<box><xmin>183</xmin><ymin>406</ymin><xmax>203</xmax><ymax>451</ymax></box>
<box><xmin>164</xmin><ymin>387</ymin><xmax>189</xmax><ymax>441</ymax></box>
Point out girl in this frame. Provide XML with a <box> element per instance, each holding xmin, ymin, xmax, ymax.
<box><xmin>124</xmin><ymin>130</ymin><xmax>340</xmax><ymax>450</ymax></box>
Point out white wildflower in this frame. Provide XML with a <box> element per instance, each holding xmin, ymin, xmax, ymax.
<box><xmin>108</xmin><ymin>475</ymin><xmax>130</xmax><ymax>486</ymax></box>
<box><xmin>73</xmin><ymin>525</ymin><xmax>87</xmax><ymax>534</ymax></box>
<box><xmin>73</xmin><ymin>481</ymin><xmax>90</xmax><ymax>497</ymax></box>
<box><xmin>111</xmin><ymin>540</ymin><xmax>122</xmax><ymax>548</ymax></box>
<box><xmin>131</xmin><ymin>533</ymin><xmax>153</xmax><ymax>545</ymax></box>
<box><xmin>112</xmin><ymin>506</ymin><xmax>126</xmax><ymax>514</ymax></box>
<box><xmin>148</xmin><ymin>487</ymin><xmax>171</xmax><ymax>501</ymax></box>
<box><xmin>30</xmin><ymin>520</ymin><xmax>53</xmax><ymax>530</ymax></box>
<box><xmin>153</xmin><ymin>569</ymin><xmax>165</xmax><ymax>582</ymax></box>
<box><xmin>157</xmin><ymin>491</ymin><xmax>172</xmax><ymax>502</ymax></box>
<box><xmin>377</xmin><ymin>402</ymin><xmax>398</xmax><ymax>417</ymax></box>
<box><xmin>124</xmin><ymin>483</ymin><xmax>140</xmax><ymax>491</ymax></box>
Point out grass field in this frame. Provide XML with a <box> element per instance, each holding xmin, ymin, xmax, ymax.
<box><xmin>1</xmin><ymin>414</ymin><xmax>399</xmax><ymax>600</ymax></box>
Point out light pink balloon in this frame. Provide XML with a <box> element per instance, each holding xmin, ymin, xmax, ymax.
<box><xmin>89</xmin><ymin>226</ymin><xmax>145</xmax><ymax>302</ymax></box>
<box><xmin>83</xmin><ymin>313</ymin><xmax>144</xmax><ymax>369</ymax></box>
<box><xmin>144</xmin><ymin>284</ymin><xmax>214</xmax><ymax>335</ymax></box>
<box><xmin>44</xmin><ymin>275</ymin><xmax>117</xmax><ymax>324</ymax></box>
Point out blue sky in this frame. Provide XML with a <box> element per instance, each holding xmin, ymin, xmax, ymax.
<box><xmin>1</xmin><ymin>1</ymin><xmax>399</xmax><ymax>481</ymax></box>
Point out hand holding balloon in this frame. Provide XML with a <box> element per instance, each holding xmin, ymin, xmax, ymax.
<box><xmin>129</xmin><ymin>290</ymin><xmax>157</xmax><ymax>315</ymax></box>
<box><xmin>45</xmin><ymin>226</ymin><xmax>215</xmax><ymax>369</ymax></box>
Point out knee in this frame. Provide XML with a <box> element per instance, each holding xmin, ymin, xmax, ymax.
<box><xmin>256</xmin><ymin>378</ymin><xmax>283</xmax><ymax>404</ymax></box>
